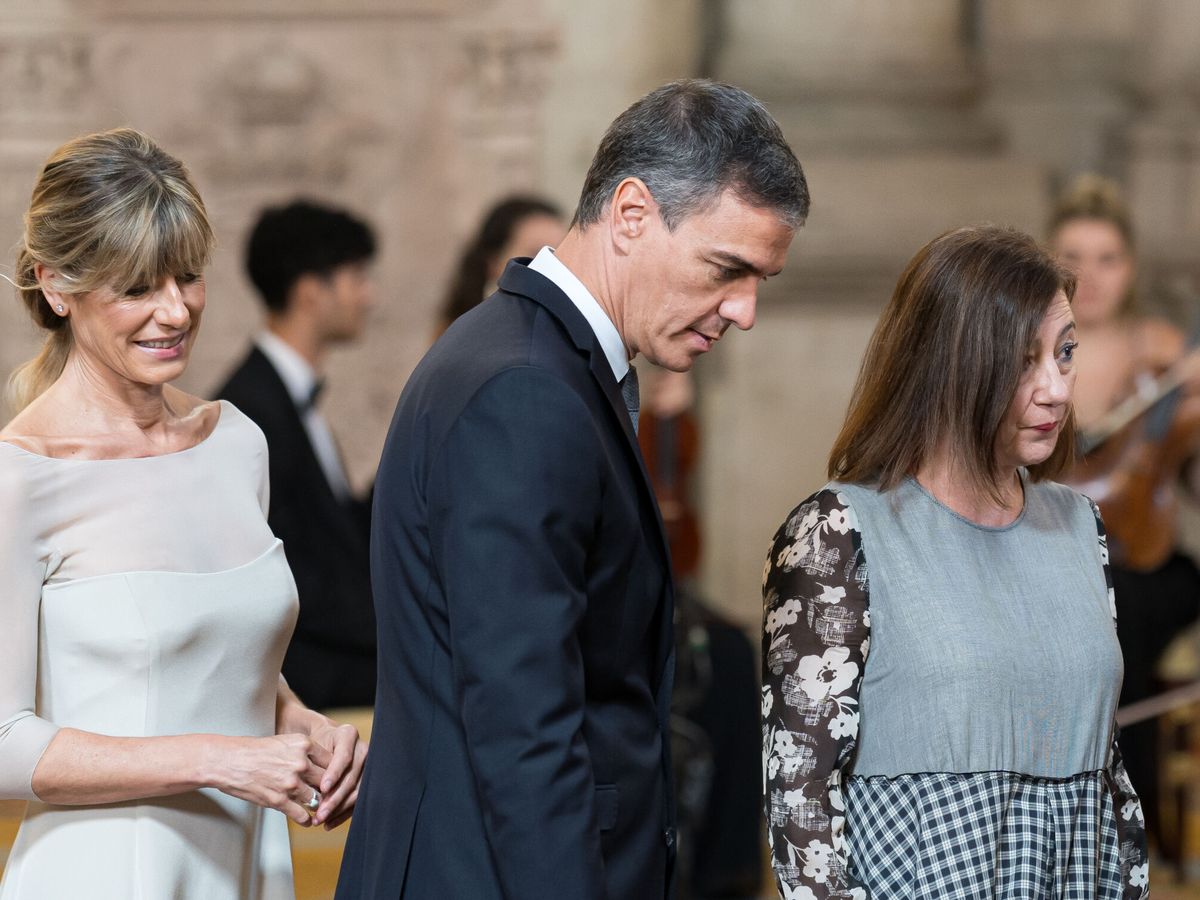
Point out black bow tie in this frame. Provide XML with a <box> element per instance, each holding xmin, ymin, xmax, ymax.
<box><xmin>300</xmin><ymin>379</ymin><xmax>325</xmax><ymax>413</ymax></box>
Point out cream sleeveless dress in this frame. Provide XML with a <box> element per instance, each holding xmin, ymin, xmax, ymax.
<box><xmin>0</xmin><ymin>401</ymin><xmax>299</xmax><ymax>899</ymax></box>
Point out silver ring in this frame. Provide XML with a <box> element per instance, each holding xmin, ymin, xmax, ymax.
<box><xmin>305</xmin><ymin>789</ymin><xmax>321</xmax><ymax>811</ymax></box>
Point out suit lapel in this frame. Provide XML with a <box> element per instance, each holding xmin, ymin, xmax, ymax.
<box><xmin>498</xmin><ymin>261</ymin><xmax>677</xmax><ymax>711</ymax></box>
<box><xmin>588</xmin><ymin>351</ymin><xmax>674</xmax><ymax>553</ymax></box>
<box><xmin>246</xmin><ymin>347</ymin><xmax>363</xmax><ymax>546</ymax></box>
<box><xmin>588</xmin><ymin>349</ymin><xmax>677</xmax><ymax>701</ymax></box>
<box><xmin>497</xmin><ymin>260</ymin><xmax>675</xmax><ymax>581</ymax></box>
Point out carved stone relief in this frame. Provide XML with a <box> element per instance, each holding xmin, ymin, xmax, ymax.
<box><xmin>0</xmin><ymin>2</ymin><xmax>557</xmax><ymax>493</ymax></box>
<box><xmin>0</xmin><ymin>31</ymin><xmax>91</xmax><ymax>120</ymax></box>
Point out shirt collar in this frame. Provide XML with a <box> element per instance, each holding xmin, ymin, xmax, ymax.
<box><xmin>255</xmin><ymin>331</ymin><xmax>318</xmax><ymax>407</ymax></box>
<box><xmin>528</xmin><ymin>246</ymin><xmax>629</xmax><ymax>382</ymax></box>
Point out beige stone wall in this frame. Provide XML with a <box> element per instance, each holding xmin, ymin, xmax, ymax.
<box><xmin>0</xmin><ymin>0</ymin><xmax>559</xmax><ymax>490</ymax></box>
<box><xmin>539</xmin><ymin>0</ymin><xmax>701</xmax><ymax>206</ymax></box>
<box><xmin>2</xmin><ymin>1</ymin><xmax>1199</xmax><ymax>630</ymax></box>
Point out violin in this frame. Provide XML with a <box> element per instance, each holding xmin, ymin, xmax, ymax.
<box><xmin>1064</xmin><ymin>338</ymin><xmax>1200</xmax><ymax>572</ymax></box>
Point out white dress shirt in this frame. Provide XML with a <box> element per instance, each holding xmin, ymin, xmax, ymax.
<box><xmin>254</xmin><ymin>331</ymin><xmax>353</xmax><ymax>502</ymax></box>
<box><xmin>528</xmin><ymin>246</ymin><xmax>629</xmax><ymax>382</ymax></box>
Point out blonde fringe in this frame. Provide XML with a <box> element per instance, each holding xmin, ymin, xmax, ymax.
<box><xmin>4</xmin><ymin>127</ymin><xmax>212</xmax><ymax>419</ymax></box>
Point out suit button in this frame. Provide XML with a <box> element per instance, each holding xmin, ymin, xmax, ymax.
<box><xmin>663</xmin><ymin>827</ymin><xmax>676</xmax><ymax>849</ymax></box>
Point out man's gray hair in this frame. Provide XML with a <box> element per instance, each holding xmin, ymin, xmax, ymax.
<box><xmin>573</xmin><ymin>79</ymin><xmax>809</xmax><ymax>231</ymax></box>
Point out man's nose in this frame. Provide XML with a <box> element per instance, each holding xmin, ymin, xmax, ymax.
<box><xmin>720</xmin><ymin>283</ymin><xmax>758</xmax><ymax>331</ymax></box>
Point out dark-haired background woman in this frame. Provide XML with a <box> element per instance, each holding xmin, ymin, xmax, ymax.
<box><xmin>762</xmin><ymin>226</ymin><xmax>1147</xmax><ymax>898</ymax></box>
<box><xmin>435</xmin><ymin>194</ymin><xmax>562</xmax><ymax>336</ymax></box>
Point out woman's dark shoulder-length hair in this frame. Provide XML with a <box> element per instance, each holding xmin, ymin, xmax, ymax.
<box><xmin>828</xmin><ymin>224</ymin><xmax>1077</xmax><ymax>499</ymax></box>
<box><xmin>439</xmin><ymin>195</ymin><xmax>562</xmax><ymax>326</ymax></box>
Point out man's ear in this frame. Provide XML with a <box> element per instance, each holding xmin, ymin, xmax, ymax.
<box><xmin>608</xmin><ymin>177</ymin><xmax>657</xmax><ymax>253</ymax></box>
<box><xmin>289</xmin><ymin>272</ymin><xmax>328</xmax><ymax>314</ymax></box>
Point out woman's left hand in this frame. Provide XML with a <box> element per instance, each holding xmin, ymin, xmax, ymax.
<box><xmin>275</xmin><ymin>679</ymin><xmax>368</xmax><ymax>828</ymax></box>
<box><xmin>303</xmin><ymin>715</ymin><xmax>367</xmax><ymax>829</ymax></box>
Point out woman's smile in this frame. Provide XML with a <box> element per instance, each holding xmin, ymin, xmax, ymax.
<box><xmin>134</xmin><ymin>331</ymin><xmax>188</xmax><ymax>359</ymax></box>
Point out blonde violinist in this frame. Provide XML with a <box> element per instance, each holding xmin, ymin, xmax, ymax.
<box><xmin>1049</xmin><ymin>174</ymin><xmax>1200</xmax><ymax>856</ymax></box>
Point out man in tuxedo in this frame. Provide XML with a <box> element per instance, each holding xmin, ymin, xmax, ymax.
<box><xmin>216</xmin><ymin>199</ymin><xmax>378</xmax><ymax>710</ymax></box>
<box><xmin>337</xmin><ymin>80</ymin><xmax>809</xmax><ymax>899</ymax></box>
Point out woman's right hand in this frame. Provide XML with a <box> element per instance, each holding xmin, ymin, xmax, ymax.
<box><xmin>204</xmin><ymin>733</ymin><xmax>333</xmax><ymax>825</ymax></box>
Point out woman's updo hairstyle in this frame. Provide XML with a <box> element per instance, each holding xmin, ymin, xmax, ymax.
<box><xmin>8</xmin><ymin>128</ymin><xmax>214</xmax><ymax>412</ymax></box>
<box><xmin>1046</xmin><ymin>174</ymin><xmax>1137</xmax><ymax>315</ymax></box>
<box><xmin>1047</xmin><ymin>173</ymin><xmax>1135</xmax><ymax>249</ymax></box>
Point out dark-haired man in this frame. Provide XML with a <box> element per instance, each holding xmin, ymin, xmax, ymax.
<box><xmin>215</xmin><ymin>199</ymin><xmax>377</xmax><ymax>710</ymax></box>
<box><xmin>338</xmin><ymin>80</ymin><xmax>809</xmax><ymax>900</ymax></box>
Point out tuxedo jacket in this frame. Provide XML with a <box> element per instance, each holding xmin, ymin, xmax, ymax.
<box><xmin>215</xmin><ymin>346</ymin><xmax>377</xmax><ymax>709</ymax></box>
<box><xmin>335</xmin><ymin>260</ymin><xmax>677</xmax><ymax>899</ymax></box>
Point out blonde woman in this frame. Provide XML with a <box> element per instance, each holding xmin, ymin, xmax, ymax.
<box><xmin>0</xmin><ymin>129</ymin><xmax>365</xmax><ymax>899</ymax></box>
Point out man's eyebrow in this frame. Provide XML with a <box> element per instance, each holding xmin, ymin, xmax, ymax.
<box><xmin>708</xmin><ymin>250</ymin><xmax>783</xmax><ymax>278</ymax></box>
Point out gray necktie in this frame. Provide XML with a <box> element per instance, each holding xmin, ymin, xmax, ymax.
<box><xmin>620</xmin><ymin>365</ymin><xmax>640</xmax><ymax>435</ymax></box>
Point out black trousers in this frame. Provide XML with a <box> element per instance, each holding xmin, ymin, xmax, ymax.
<box><xmin>1113</xmin><ymin>551</ymin><xmax>1200</xmax><ymax>852</ymax></box>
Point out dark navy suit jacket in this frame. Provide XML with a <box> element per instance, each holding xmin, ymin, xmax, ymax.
<box><xmin>335</xmin><ymin>260</ymin><xmax>676</xmax><ymax>899</ymax></box>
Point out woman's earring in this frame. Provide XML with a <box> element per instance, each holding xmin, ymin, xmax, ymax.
<box><xmin>55</xmin><ymin>304</ymin><xmax>64</xmax><ymax>314</ymax></box>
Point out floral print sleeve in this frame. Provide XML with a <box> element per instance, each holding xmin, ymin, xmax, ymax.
<box><xmin>1088</xmin><ymin>497</ymin><xmax>1150</xmax><ymax>899</ymax></box>
<box><xmin>763</xmin><ymin>488</ymin><xmax>870</xmax><ymax>900</ymax></box>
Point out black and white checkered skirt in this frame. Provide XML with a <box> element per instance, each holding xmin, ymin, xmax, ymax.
<box><xmin>843</xmin><ymin>770</ymin><xmax>1140</xmax><ymax>899</ymax></box>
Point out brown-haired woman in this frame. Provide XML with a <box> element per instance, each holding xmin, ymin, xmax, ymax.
<box><xmin>1049</xmin><ymin>175</ymin><xmax>1200</xmax><ymax>854</ymax></box>
<box><xmin>0</xmin><ymin>129</ymin><xmax>365</xmax><ymax>899</ymax></box>
<box><xmin>762</xmin><ymin>225</ymin><xmax>1147</xmax><ymax>898</ymax></box>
